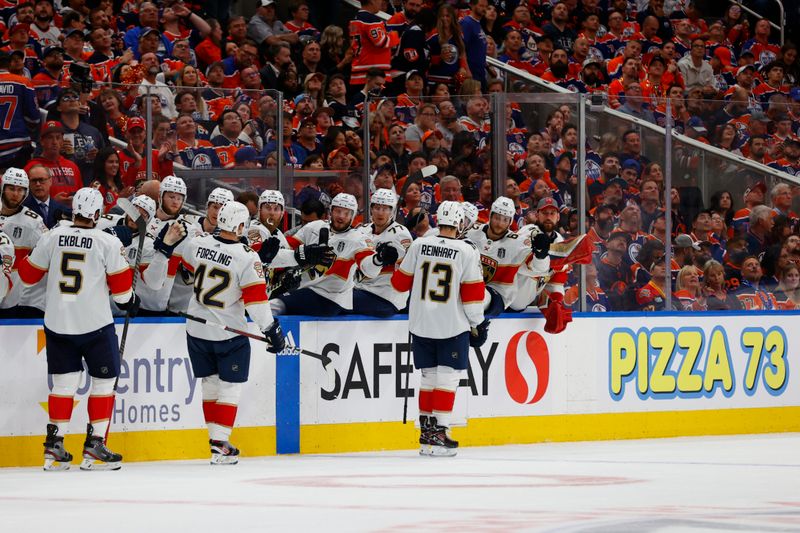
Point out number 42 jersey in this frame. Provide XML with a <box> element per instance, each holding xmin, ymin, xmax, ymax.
<box><xmin>182</xmin><ymin>234</ymin><xmax>275</xmax><ymax>342</ymax></box>
<box><xmin>392</xmin><ymin>234</ymin><xmax>485</xmax><ymax>339</ymax></box>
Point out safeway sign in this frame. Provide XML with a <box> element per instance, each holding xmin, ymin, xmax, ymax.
<box><xmin>297</xmin><ymin>318</ymin><xmax>560</xmax><ymax>425</ymax></box>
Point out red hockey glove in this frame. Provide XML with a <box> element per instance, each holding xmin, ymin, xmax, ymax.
<box><xmin>543</xmin><ymin>292</ymin><xmax>572</xmax><ymax>334</ymax></box>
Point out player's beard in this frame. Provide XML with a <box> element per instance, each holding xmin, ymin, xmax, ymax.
<box><xmin>331</xmin><ymin>217</ymin><xmax>351</xmax><ymax>233</ymax></box>
<box><xmin>537</xmin><ymin>220</ymin><xmax>556</xmax><ymax>233</ymax></box>
<box><xmin>162</xmin><ymin>202</ymin><xmax>182</xmax><ymax>218</ymax></box>
<box><xmin>1</xmin><ymin>192</ymin><xmax>22</xmax><ymax>211</ymax></box>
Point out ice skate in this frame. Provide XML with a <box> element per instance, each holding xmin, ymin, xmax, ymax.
<box><xmin>419</xmin><ymin>415</ymin><xmax>433</xmax><ymax>456</ymax></box>
<box><xmin>210</xmin><ymin>439</ymin><xmax>240</xmax><ymax>465</ymax></box>
<box><xmin>428</xmin><ymin>417</ymin><xmax>458</xmax><ymax>457</ymax></box>
<box><xmin>43</xmin><ymin>424</ymin><xmax>72</xmax><ymax>471</ymax></box>
<box><xmin>79</xmin><ymin>424</ymin><xmax>122</xmax><ymax>471</ymax></box>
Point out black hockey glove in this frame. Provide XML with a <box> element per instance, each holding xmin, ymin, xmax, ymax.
<box><xmin>258</xmin><ymin>236</ymin><xmax>281</xmax><ymax>265</ymax></box>
<box><xmin>373</xmin><ymin>242</ymin><xmax>399</xmax><ymax>266</ymax></box>
<box><xmin>263</xmin><ymin>320</ymin><xmax>287</xmax><ymax>354</ymax></box>
<box><xmin>117</xmin><ymin>293</ymin><xmax>141</xmax><ymax>318</ymax></box>
<box><xmin>532</xmin><ymin>232</ymin><xmax>551</xmax><ymax>260</ymax></box>
<box><xmin>295</xmin><ymin>244</ymin><xmax>336</xmax><ymax>268</ymax></box>
<box><xmin>104</xmin><ymin>225</ymin><xmax>133</xmax><ymax>247</ymax></box>
<box><xmin>153</xmin><ymin>221</ymin><xmax>188</xmax><ymax>258</ymax></box>
<box><xmin>270</xmin><ymin>268</ymin><xmax>302</xmax><ymax>297</ymax></box>
<box><xmin>469</xmin><ymin>320</ymin><xmax>490</xmax><ymax>348</ymax></box>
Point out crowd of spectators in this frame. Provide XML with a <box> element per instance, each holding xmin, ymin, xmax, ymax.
<box><xmin>1</xmin><ymin>0</ymin><xmax>799</xmax><ymax>313</ymax></box>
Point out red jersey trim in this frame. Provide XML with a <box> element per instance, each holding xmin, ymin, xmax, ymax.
<box><xmin>460</xmin><ymin>280</ymin><xmax>485</xmax><ymax>303</ymax></box>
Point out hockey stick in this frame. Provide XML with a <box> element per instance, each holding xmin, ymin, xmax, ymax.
<box><xmin>402</xmin><ymin>329</ymin><xmax>412</xmax><ymax>424</ymax></box>
<box><xmin>176</xmin><ymin>311</ymin><xmax>333</xmax><ymax>368</ymax></box>
<box><xmin>399</xmin><ymin>164</ymin><xmax>438</xmax><ymax>199</ymax></box>
<box><xmin>115</xmin><ymin>198</ymin><xmax>147</xmax><ymax>359</ymax></box>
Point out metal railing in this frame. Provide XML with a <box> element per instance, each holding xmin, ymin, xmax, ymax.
<box><xmin>486</xmin><ymin>56</ymin><xmax>800</xmax><ymax>189</ymax></box>
<box><xmin>728</xmin><ymin>0</ymin><xmax>785</xmax><ymax>45</ymax></box>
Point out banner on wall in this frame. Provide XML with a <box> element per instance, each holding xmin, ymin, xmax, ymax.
<box><xmin>298</xmin><ymin>314</ymin><xmax>800</xmax><ymax>424</ymax></box>
<box><xmin>0</xmin><ymin>322</ymin><xmax>276</xmax><ymax>438</ymax></box>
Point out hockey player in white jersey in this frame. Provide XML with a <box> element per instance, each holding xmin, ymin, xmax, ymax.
<box><xmin>273</xmin><ymin>193</ymin><xmax>389</xmax><ymax>316</ymax></box>
<box><xmin>528</xmin><ymin>197</ymin><xmax>572</xmax><ymax>332</ymax></box>
<box><xmin>138</xmin><ymin>175</ymin><xmax>187</xmax><ymax>312</ymax></box>
<box><xmin>0</xmin><ymin>230</ymin><xmax>14</xmax><ymax>303</ymax></box>
<box><xmin>248</xmin><ymin>189</ymin><xmax>335</xmax><ymax>274</ymax></box>
<box><xmin>149</xmin><ymin>175</ymin><xmax>187</xmax><ymax>235</ymax></box>
<box><xmin>182</xmin><ymin>187</ymin><xmax>234</xmax><ymax>236</ymax></box>
<box><xmin>466</xmin><ymin>196</ymin><xmax>551</xmax><ymax>319</ymax></box>
<box><xmin>168</xmin><ymin>187</ymin><xmax>234</xmax><ymax>312</ymax></box>
<box><xmin>99</xmin><ymin>195</ymin><xmax>188</xmax><ymax>313</ymax></box>
<box><xmin>0</xmin><ymin>167</ymin><xmax>48</xmax><ymax>317</ymax></box>
<box><xmin>181</xmin><ymin>201</ymin><xmax>286</xmax><ymax>464</ymax></box>
<box><xmin>391</xmin><ymin>201</ymin><xmax>486</xmax><ymax>456</ymax></box>
<box><xmin>18</xmin><ymin>187</ymin><xmax>138</xmax><ymax>471</ymax></box>
<box><xmin>352</xmin><ymin>189</ymin><xmax>413</xmax><ymax>317</ymax></box>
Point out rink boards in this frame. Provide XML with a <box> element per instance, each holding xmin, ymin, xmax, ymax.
<box><xmin>1</xmin><ymin>311</ymin><xmax>799</xmax><ymax>467</ymax></box>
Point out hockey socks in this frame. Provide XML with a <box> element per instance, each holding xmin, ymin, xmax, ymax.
<box><xmin>47</xmin><ymin>372</ymin><xmax>81</xmax><ymax>434</ymax></box>
<box><xmin>431</xmin><ymin>365</ymin><xmax>460</xmax><ymax>429</ymax></box>
<box><xmin>201</xmin><ymin>376</ymin><xmax>242</xmax><ymax>464</ymax></box>
<box><xmin>87</xmin><ymin>377</ymin><xmax>116</xmax><ymax>438</ymax></box>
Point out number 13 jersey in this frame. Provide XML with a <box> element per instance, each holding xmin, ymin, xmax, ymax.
<box><xmin>392</xmin><ymin>234</ymin><xmax>485</xmax><ymax>339</ymax></box>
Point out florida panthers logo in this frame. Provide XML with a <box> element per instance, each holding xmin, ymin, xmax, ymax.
<box><xmin>481</xmin><ymin>254</ymin><xmax>498</xmax><ymax>283</ymax></box>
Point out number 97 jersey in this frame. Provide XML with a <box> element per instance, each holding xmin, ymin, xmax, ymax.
<box><xmin>392</xmin><ymin>234</ymin><xmax>485</xmax><ymax>339</ymax></box>
<box><xmin>182</xmin><ymin>234</ymin><xmax>273</xmax><ymax>342</ymax></box>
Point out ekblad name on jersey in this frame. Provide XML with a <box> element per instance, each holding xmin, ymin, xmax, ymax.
<box><xmin>19</xmin><ymin>224</ymin><xmax>132</xmax><ymax>335</ymax></box>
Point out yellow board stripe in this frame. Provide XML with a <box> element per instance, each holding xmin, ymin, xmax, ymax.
<box><xmin>0</xmin><ymin>426</ymin><xmax>276</xmax><ymax>468</ymax></box>
<box><xmin>3</xmin><ymin>406</ymin><xmax>800</xmax><ymax>467</ymax></box>
<box><xmin>300</xmin><ymin>406</ymin><xmax>800</xmax><ymax>454</ymax></box>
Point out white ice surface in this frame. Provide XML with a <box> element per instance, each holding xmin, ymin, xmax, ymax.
<box><xmin>2</xmin><ymin>434</ymin><xmax>800</xmax><ymax>532</ymax></box>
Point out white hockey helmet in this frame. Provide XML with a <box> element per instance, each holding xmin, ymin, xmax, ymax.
<box><xmin>258</xmin><ymin>189</ymin><xmax>285</xmax><ymax>210</ymax></box>
<box><xmin>331</xmin><ymin>192</ymin><xmax>358</xmax><ymax>219</ymax></box>
<box><xmin>1</xmin><ymin>167</ymin><xmax>29</xmax><ymax>200</ymax></box>
<box><xmin>460</xmin><ymin>202</ymin><xmax>479</xmax><ymax>229</ymax></box>
<box><xmin>436</xmin><ymin>200</ymin><xmax>464</xmax><ymax>229</ymax></box>
<box><xmin>370</xmin><ymin>188</ymin><xmax>398</xmax><ymax>209</ymax></box>
<box><xmin>159</xmin><ymin>175</ymin><xmax>187</xmax><ymax>205</ymax></box>
<box><xmin>491</xmin><ymin>196</ymin><xmax>516</xmax><ymax>219</ymax></box>
<box><xmin>216</xmin><ymin>201</ymin><xmax>250</xmax><ymax>235</ymax></box>
<box><xmin>132</xmin><ymin>195</ymin><xmax>156</xmax><ymax>222</ymax></box>
<box><xmin>72</xmin><ymin>187</ymin><xmax>104</xmax><ymax>222</ymax></box>
<box><xmin>207</xmin><ymin>187</ymin><xmax>234</xmax><ymax>206</ymax></box>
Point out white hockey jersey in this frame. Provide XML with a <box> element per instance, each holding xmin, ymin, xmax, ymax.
<box><xmin>0</xmin><ymin>230</ymin><xmax>14</xmax><ymax>302</ymax></box>
<box><xmin>355</xmin><ymin>221</ymin><xmax>413</xmax><ymax>310</ymax></box>
<box><xmin>392</xmin><ymin>234</ymin><xmax>485</xmax><ymax>339</ymax></box>
<box><xmin>508</xmin><ymin>224</ymin><xmax>562</xmax><ymax>311</ymax></box>
<box><xmin>466</xmin><ymin>224</ymin><xmax>546</xmax><ymax>308</ymax></box>
<box><xmin>97</xmin><ymin>215</ymin><xmax>171</xmax><ymax>311</ymax></box>
<box><xmin>0</xmin><ymin>207</ymin><xmax>48</xmax><ymax>309</ymax></box>
<box><xmin>286</xmin><ymin>219</ymin><xmax>381</xmax><ymax>310</ymax></box>
<box><xmin>19</xmin><ymin>225</ymin><xmax>132</xmax><ymax>334</ymax></box>
<box><xmin>247</xmin><ymin>220</ymin><xmax>298</xmax><ymax>269</ymax></box>
<box><xmin>182</xmin><ymin>234</ymin><xmax>274</xmax><ymax>342</ymax></box>
<box><xmin>168</xmin><ymin>214</ymin><xmax>209</xmax><ymax>313</ymax></box>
